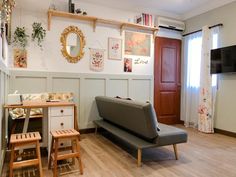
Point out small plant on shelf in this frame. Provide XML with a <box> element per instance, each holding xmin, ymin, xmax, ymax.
<box><xmin>31</xmin><ymin>22</ymin><xmax>46</xmax><ymax>49</ymax></box>
<box><xmin>12</xmin><ymin>27</ymin><xmax>29</xmax><ymax>49</ymax></box>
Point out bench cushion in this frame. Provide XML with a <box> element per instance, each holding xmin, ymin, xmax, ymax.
<box><xmin>95</xmin><ymin>96</ymin><xmax>159</xmax><ymax>141</ymax></box>
<box><xmin>155</xmin><ymin>124</ymin><xmax>187</xmax><ymax>146</ymax></box>
<box><xmin>94</xmin><ymin>119</ymin><xmax>156</xmax><ymax>149</ymax></box>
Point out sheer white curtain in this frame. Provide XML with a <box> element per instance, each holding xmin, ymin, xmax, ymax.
<box><xmin>181</xmin><ymin>26</ymin><xmax>220</xmax><ymax>130</ymax></box>
<box><xmin>181</xmin><ymin>31</ymin><xmax>202</xmax><ymax>128</ymax></box>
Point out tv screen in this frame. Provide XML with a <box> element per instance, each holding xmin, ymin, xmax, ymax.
<box><xmin>211</xmin><ymin>45</ymin><xmax>236</xmax><ymax>74</ymax></box>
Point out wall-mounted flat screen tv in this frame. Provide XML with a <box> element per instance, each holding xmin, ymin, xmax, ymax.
<box><xmin>211</xmin><ymin>45</ymin><xmax>236</xmax><ymax>74</ymax></box>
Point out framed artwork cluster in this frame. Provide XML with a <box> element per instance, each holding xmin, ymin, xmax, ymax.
<box><xmin>89</xmin><ymin>30</ymin><xmax>151</xmax><ymax>73</ymax></box>
<box><xmin>123</xmin><ymin>31</ymin><xmax>151</xmax><ymax>73</ymax></box>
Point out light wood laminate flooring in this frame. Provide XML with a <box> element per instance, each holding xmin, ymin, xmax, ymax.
<box><xmin>2</xmin><ymin>126</ymin><xmax>236</xmax><ymax>177</ymax></box>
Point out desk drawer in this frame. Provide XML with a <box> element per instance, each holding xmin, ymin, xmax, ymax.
<box><xmin>50</xmin><ymin>116</ymin><xmax>73</xmax><ymax>131</ymax></box>
<box><xmin>50</xmin><ymin>107</ymin><xmax>73</xmax><ymax>117</ymax></box>
<box><xmin>50</xmin><ymin>115</ymin><xmax>73</xmax><ymax>148</ymax></box>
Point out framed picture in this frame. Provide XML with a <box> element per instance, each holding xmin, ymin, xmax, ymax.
<box><xmin>125</xmin><ymin>31</ymin><xmax>151</xmax><ymax>57</ymax></box>
<box><xmin>124</xmin><ymin>58</ymin><xmax>132</xmax><ymax>72</ymax></box>
<box><xmin>108</xmin><ymin>37</ymin><xmax>122</xmax><ymax>60</ymax></box>
<box><xmin>14</xmin><ymin>49</ymin><xmax>27</xmax><ymax>68</ymax></box>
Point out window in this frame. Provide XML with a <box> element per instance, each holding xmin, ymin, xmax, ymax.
<box><xmin>211</xmin><ymin>33</ymin><xmax>219</xmax><ymax>87</ymax></box>
<box><xmin>186</xmin><ymin>33</ymin><xmax>202</xmax><ymax>88</ymax></box>
<box><xmin>186</xmin><ymin>31</ymin><xmax>219</xmax><ymax>88</ymax></box>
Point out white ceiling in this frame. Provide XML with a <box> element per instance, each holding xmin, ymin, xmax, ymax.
<box><xmin>16</xmin><ymin>0</ymin><xmax>236</xmax><ymax>20</ymax></box>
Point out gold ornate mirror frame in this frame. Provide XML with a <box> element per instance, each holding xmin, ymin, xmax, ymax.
<box><xmin>60</xmin><ymin>26</ymin><xmax>86</xmax><ymax>63</ymax></box>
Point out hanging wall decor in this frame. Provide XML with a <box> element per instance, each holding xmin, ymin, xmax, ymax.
<box><xmin>12</xmin><ymin>27</ymin><xmax>29</xmax><ymax>49</ymax></box>
<box><xmin>31</xmin><ymin>22</ymin><xmax>46</xmax><ymax>49</ymax></box>
<box><xmin>90</xmin><ymin>48</ymin><xmax>105</xmax><ymax>72</ymax></box>
<box><xmin>125</xmin><ymin>31</ymin><xmax>151</xmax><ymax>56</ymax></box>
<box><xmin>108</xmin><ymin>37</ymin><xmax>122</xmax><ymax>60</ymax></box>
<box><xmin>13</xmin><ymin>48</ymin><xmax>27</xmax><ymax>68</ymax></box>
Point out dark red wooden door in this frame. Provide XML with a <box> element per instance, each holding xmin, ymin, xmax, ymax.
<box><xmin>154</xmin><ymin>37</ymin><xmax>181</xmax><ymax>124</ymax></box>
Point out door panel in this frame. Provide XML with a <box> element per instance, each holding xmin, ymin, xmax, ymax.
<box><xmin>159</xmin><ymin>92</ymin><xmax>175</xmax><ymax>115</ymax></box>
<box><xmin>161</xmin><ymin>47</ymin><xmax>176</xmax><ymax>83</ymax></box>
<box><xmin>154</xmin><ymin>37</ymin><xmax>181</xmax><ymax>124</ymax></box>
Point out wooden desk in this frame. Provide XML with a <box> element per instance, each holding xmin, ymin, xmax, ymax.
<box><xmin>4</xmin><ymin>101</ymin><xmax>79</xmax><ymax>148</ymax></box>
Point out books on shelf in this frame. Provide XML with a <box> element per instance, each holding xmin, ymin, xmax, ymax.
<box><xmin>135</xmin><ymin>13</ymin><xmax>154</xmax><ymax>27</ymax></box>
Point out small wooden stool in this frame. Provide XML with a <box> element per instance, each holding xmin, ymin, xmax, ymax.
<box><xmin>9</xmin><ymin>132</ymin><xmax>43</xmax><ymax>177</ymax></box>
<box><xmin>48</xmin><ymin>129</ymin><xmax>83</xmax><ymax>177</ymax></box>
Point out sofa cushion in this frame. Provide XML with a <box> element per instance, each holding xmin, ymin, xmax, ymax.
<box><xmin>95</xmin><ymin>96</ymin><xmax>159</xmax><ymax>141</ymax></box>
<box><xmin>154</xmin><ymin>123</ymin><xmax>187</xmax><ymax>146</ymax></box>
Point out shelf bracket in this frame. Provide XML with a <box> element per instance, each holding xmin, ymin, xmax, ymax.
<box><xmin>120</xmin><ymin>24</ymin><xmax>125</xmax><ymax>36</ymax></box>
<box><xmin>93</xmin><ymin>19</ymin><xmax>97</xmax><ymax>32</ymax></box>
<box><xmin>153</xmin><ymin>29</ymin><xmax>158</xmax><ymax>41</ymax></box>
<box><xmin>48</xmin><ymin>11</ymin><xmax>52</xmax><ymax>31</ymax></box>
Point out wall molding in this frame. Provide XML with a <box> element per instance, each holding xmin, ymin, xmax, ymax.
<box><xmin>0</xmin><ymin>64</ymin><xmax>9</xmax><ymax>176</ymax></box>
<box><xmin>0</xmin><ymin>60</ymin><xmax>9</xmax><ymax>75</ymax></box>
<box><xmin>9</xmin><ymin>70</ymin><xmax>154</xmax><ymax>130</ymax></box>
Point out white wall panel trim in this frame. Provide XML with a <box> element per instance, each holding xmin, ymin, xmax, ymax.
<box><xmin>10</xmin><ymin>70</ymin><xmax>153</xmax><ymax>129</ymax></box>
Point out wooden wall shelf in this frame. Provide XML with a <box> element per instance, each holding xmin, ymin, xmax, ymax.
<box><xmin>47</xmin><ymin>10</ymin><xmax>158</xmax><ymax>36</ymax></box>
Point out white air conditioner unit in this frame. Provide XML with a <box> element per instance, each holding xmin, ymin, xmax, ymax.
<box><xmin>157</xmin><ymin>17</ymin><xmax>185</xmax><ymax>32</ymax></box>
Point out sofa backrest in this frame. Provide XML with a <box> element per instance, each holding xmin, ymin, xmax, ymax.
<box><xmin>95</xmin><ymin>96</ymin><xmax>159</xmax><ymax>141</ymax></box>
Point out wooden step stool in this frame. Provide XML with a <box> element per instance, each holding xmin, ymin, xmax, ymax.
<box><xmin>9</xmin><ymin>132</ymin><xmax>43</xmax><ymax>177</ymax></box>
<box><xmin>48</xmin><ymin>129</ymin><xmax>83</xmax><ymax>177</ymax></box>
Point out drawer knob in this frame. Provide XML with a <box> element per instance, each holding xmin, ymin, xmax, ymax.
<box><xmin>60</xmin><ymin>143</ymin><xmax>64</xmax><ymax>146</ymax></box>
<box><xmin>60</xmin><ymin>123</ymin><xmax>64</xmax><ymax>126</ymax></box>
<box><xmin>60</xmin><ymin>110</ymin><xmax>64</xmax><ymax>113</ymax></box>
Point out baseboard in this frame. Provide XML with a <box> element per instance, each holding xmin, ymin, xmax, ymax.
<box><xmin>214</xmin><ymin>128</ymin><xmax>236</xmax><ymax>138</ymax></box>
<box><xmin>80</xmin><ymin>128</ymin><xmax>96</xmax><ymax>134</ymax></box>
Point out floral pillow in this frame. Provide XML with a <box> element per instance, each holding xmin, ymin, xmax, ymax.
<box><xmin>48</xmin><ymin>92</ymin><xmax>74</xmax><ymax>102</ymax></box>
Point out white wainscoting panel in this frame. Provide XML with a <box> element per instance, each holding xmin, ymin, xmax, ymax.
<box><xmin>82</xmin><ymin>78</ymin><xmax>106</xmax><ymax>128</ymax></box>
<box><xmin>12</xmin><ymin>76</ymin><xmax>47</xmax><ymax>94</ymax></box>
<box><xmin>52</xmin><ymin>77</ymin><xmax>80</xmax><ymax>104</ymax></box>
<box><xmin>107</xmin><ymin>79</ymin><xmax>129</xmax><ymax>98</ymax></box>
<box><xmin>130</xmin><ymin>79</ymin><xmax>153</xmax><ymax>103</ymax></box>
<box><xmin>0</xmin><ymin>64</ymin><xmax>9</xmax><ymax>173</ymax></box>
<box><xmin>10</xmin><ymin>70</ymin><xmax>153</xmax><ymax>129</ymax></box>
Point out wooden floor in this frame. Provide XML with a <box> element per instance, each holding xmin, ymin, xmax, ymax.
<box><xmin>2</xmin><ymin>126</ymin><xmax>236</xmax><ymax>177</ymax></box>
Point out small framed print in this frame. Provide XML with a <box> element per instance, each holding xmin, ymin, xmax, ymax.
<box><xmin>13</xmin><ymin>49</ymin><xmax>27</xmax><ymax>68</ymax></box>
<box><xmin>124</xmin><ymin>58</ymin><xmax>132</xmax><ymax>72</ymax></box>
<box><xmin>108</xmin><ymin>37</ymin><xmax>122</xmax><ymax>60</ymax></box>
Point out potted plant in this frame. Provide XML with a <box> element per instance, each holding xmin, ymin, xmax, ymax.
<box><xmin>31</xmin><ymin>22</ymin><xmax>46</xmax><ymax>49</ymax></box>
<box><xmin>12</xmin><ymin>27</ymin><xmax>29</xmax><ymax>49</ymax></box>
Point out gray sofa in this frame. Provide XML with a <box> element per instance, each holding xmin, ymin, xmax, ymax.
<box><xmin>94</xmin><ymin>96</ymin><xmax>187</xmax><ymax>166</ymax></box>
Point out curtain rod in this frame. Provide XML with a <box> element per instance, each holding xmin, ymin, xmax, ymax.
<box><xmin>182</xmin><ymin>23</ymin><xmax>223</xmax><ymax>37</ymax></box>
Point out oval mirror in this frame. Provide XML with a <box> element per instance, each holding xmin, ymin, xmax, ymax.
<box><xmin>60</xmin><ymin>26</ymin><xmax>86</xmax><ymax>63</ymax></box>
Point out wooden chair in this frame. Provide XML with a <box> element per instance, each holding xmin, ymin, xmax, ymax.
<box><xmin>9</xmin><ymin>132</ymin><xmax>43</xmax><ymax>177</ymax></box>
<box><xmin>48</xmin><ymin>129</ymin><xmax>83</xmax><ymax>177</ymax></box>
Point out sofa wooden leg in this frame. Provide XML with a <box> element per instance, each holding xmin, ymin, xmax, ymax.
<box><xmin>173</xmin><ymin>144</ymin><xmax>178</xmax><ymax>160</ymax></box>
<box><xmin>137</xmin><ymin>148</ymin><xmax>142</xmax><ymax>167</ymax></box>
<box><xmin>95</xmin><ymin>125</ymin><xmax>98</xmax><ymax>134</ymax></box>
